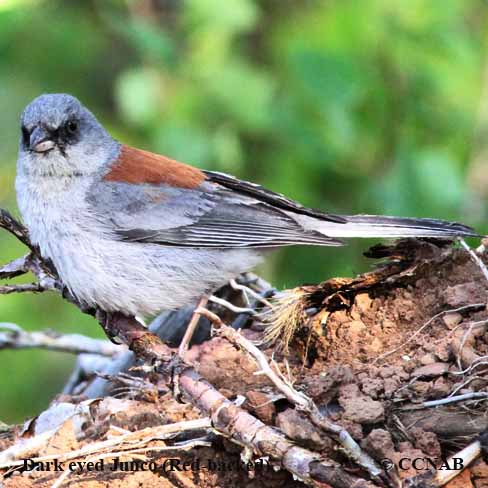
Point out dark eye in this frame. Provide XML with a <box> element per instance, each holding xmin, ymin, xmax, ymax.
<box><xmin>66</xmin><ymin>120</ymin><xmax>78</xmax><ymax>134</ymax></box>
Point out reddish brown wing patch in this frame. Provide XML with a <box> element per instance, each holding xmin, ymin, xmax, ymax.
<box><xmin>104</xmin><ymin>145</ymin><xmax>205</xmax><ymax>189</ymax></box>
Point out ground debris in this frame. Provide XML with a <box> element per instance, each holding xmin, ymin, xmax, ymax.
<box><xmin>2</xmin><ymin>238</ymin><xmax>488</xmax><ymax>487</ymax></box>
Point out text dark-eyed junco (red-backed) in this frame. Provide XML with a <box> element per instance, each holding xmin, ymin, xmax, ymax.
<box><xmin>16</xmin><ymin>93</ymin><xmax>477</xmax><ymax>319</ymax></box>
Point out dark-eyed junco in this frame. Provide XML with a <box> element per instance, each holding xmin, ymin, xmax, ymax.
<box><xmin>16</xmin><ymin>93</ymin><xmax>476</xmax><ymax>318</ymax></box>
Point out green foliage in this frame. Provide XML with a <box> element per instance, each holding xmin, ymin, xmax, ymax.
<box><xmin>0</xmin><ymin>0</ymin><xmax>487</xmax><ymax>422</ymax></box>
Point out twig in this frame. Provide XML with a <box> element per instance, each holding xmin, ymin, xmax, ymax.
<box><xmin>0</xmin><ymin>325</ymin><xmax>123</xmax><ymax>356</ymax></box>
<box><xmin>0</xmin><ymin>283</ymin><xmax>45</xmax><ymax>294</ymax></box>
<box><xmin>0</xmin><ymin>209</ymin><xmax>31</xmax><ymax>249</ymax></box>
<box><xmin>0</xmin><ymin>254</ymin><xmax>31</xmax><ymax>280</ymax></box>
<box><xmin>62</xmin><ymin>354</ymin><xmax>115</xmax><ymax>394</ymax></box>
<box><xmin>434</xmin><ymin>439</ymin><xmax>480</xmax><ymax>486</ymax></box>
<box><xmin>0</xmin><ymin>428</ymin><xmax>60</xmax><ymax>467</ymax></box>
<box><xmin>178</xmin><ymin>296</ymin><xmax>208</xmax><ymax>358</ymax></box>
<box><xmin>208</xmin><ymin>295</ymin><xmax>257</xmax><ymax>315</ymax></box>
<box><xmin>449</xmin><ymin>375</ymin><xmax>488</xmax><ymax>397</ymax></box>
<box><xmin>457</xmin><ymin>320</ymin><xmax>477</xmax><ymax>371</ymax></box>
<box><xmin>401</xmin><ymin>392</ymin><xmax>488</xmax><ymax>410</ymax></box>
<box><xmin>199</xmin><ymin>309</ymin><xmax>310</xmax><ymax>409</ymax></box>
<box><xmin>459</xmin><ymin>238</ymin><xmax>488</xmax><ymax>283</ymax></box>
<box><xmin>451</xmin><ymin>353</ymin><xmax>488</xmax><ymax>375</ymax></box>
<box><xmin>229</xmin><ymin>279</ymin><xmax>274</xmax><ymax>308</ymax></box>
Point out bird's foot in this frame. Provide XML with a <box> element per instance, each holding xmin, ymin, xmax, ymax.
<box><xmin>95</xmin><ymin>310</ymin><xmax>124</xmax><ymax>345</ymax></box>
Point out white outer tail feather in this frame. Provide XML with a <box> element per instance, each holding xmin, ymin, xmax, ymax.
<box><xmin>294</xmin><ymin>214</ymin><xmax>477</xmax><ymax>240</ymax></box>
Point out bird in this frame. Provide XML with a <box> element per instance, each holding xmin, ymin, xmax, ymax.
<box><xmin>16</xmin><ymin>93</ymin><xmax>477</xmax><ymax>322</ymax></box>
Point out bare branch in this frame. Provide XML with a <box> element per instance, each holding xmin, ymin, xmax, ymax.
<box><xmin>0</xmin><ymin>254</ymin><xmax>31</xmax><ymax>280</ymax></box>
<box><xmin>208</xmin><ymin>295</ymin><xmax>257</xmax><ymax>315</ymax></box>
<box><xmin>413</xmin><ymin>392</ymin><xmax>488</xmax><ymax>409</ymax></box>
<box><xmin>229</xmin><ymin>278</ymin><xmax>274</xmax><ymax>308</ymax></box>
<box><xmin>0</xmin><ymin>324</ymin><xmax>123</xmax><ymax>356</ymax></box>
<box><xmin>0</xmin><ymin>283</ymin><xmax>45</xmax><ymax>294</ymax></box>
<box><xmin>179</xmin><ymin>296</ymin><xmax>208</xmax><ymax>358</ymax></box>
<box><xmin>434</xmin><ymin>440</ymin><xmax>481</xmax><ymax>487</ymax></box>
<box><xmin>0</xmin><ymin>209</ymin><xmax>31</xmax><ymax>249</ymax></box>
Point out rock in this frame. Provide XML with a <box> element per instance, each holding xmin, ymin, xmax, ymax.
<box><xmin>362</xmin><ymin>429</ymin><xmax>395</xmax><ymax>459</ymax></box>
<box><xmin>409</xmin><ymin>427</ymin><xmax>441</xmax><ymax>458</ymax></box>
<box><xmin>442</xmin><ymin>312</ymin><xmax>463</xmax><ymax>329</ymax></box>
<box><xmin>395</xmin><ymin>443</ymin><xmax>431</xmax><ymax>479</ymax></box>
<box><xmin>430</xmin><ymin>377</ymin><xmax>450</xmax><ymax>398</ymax></box>
<box><xmin>472</xmin><ymin>459</ymin><xmax>488</xmax><ymax>488</ymax></box>
<box><xmin>419</xmin><ymin>353</ymin><xmax>437</xmax><ymax>365</ymax></box>
<box><xmin>360</xmin><ymin>378</ymin><xmax>383</xmax><ymax>399</ymax></box>
<box><xmin>276</xmin><ymin>409</ymin><xmax>333</xmax><ymax>452</ymax></box>
<box><xmin>303</xmin><ymin>365</ymin><xmax>354</xmax><ymax>404</ymax></box>
<box><xmin>412</xmin><ymin>362</ymin><xmax>449</xmax><ymax>378</ymax></box>
<box><xmin>383</xmin><ymin>377</ymin><xmax>400</xmax><ymax>398</ymax></box>
<box><xmin>338</xmin><ymin>384</ymin><xmax>384</xmax><ymax>424</ymax></box>
<box><xmin>444</xmin><ymin>283</ymin><xmax>480</xmax><ymax>308</ymax></box>
<box><xmin>410</xmin><ymin>381</ymin><xmax>431</xmax><ymax>396</ymax></box>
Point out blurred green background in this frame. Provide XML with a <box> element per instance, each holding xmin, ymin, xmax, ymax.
<box><xmin>0</xmin><ymin>0</ymin><xmax>487</xmax><ymax>423</ymax></box>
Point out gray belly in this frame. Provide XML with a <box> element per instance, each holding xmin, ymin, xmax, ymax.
<box><xmin>49</xmin><ymin>235</ymin><xmax>263</xmax><ymax>316</ymax></box>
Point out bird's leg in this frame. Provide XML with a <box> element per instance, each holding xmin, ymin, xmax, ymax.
<box><xmin>97</xmin><ymin>310</ymin><xmax>175</xmax><ymax>363</ymax></box>
<box><xmin>95</xmin><ymin>310</ymin><xmax>124</xmax><ymax>344</ymax></box>
<box><xmin>178</xmin><ymin>297</ymin><xmax>208</xmax><ymax>358</ymax></box>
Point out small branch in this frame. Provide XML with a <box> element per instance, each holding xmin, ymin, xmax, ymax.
<box><xmin>208</xmin><ymin>295</ymin><xmax>257</xmax><ymax>315</ymax></box>
<box><xmin>435</xmin><ymin>440</ymin><xmax>481</xmax><ymax>486</ymax></box>
<box><xmin>405</xmin><ymin>439</ymin><xmax>481</xmax><ymax>487</ymax></box>
<box><xmin>0</xmin><ymin>324</ymin><xmax>123</xmax><ymax>356</ymax></box>
<box><xmin>178</xmin><ymin>296</ymin><xmax>208</xmax><ymax>358</ymax></box>
<box><xmin>198</xmin><ymin>309</ymin><xmax>310</xmax><ymax>408</ymax></box>
<box><xmin>0</xmin><ymin>283</ymin><xmax>45</xmax><ymax>295</ymax></box>
<box><xmin>0</xmin><ymin>209</ymin><xmax>31</xmax><ymax>250</ymax></box>
<box><xmin>87</xmin><ymin>314</ymin><xmax>376</xmax><ymax>487</ymax></box>
<box><xmin>0</xmin><ymin>254</ymin><xmax>31</xmax><ymax>280</ymax></box>
<box><xmin>417</xmin><ymin>392</ymin><xmax>488</xmax><ymax>409</ymax></box>
<box><xmin>229</xmin><ymin>279</ymin><xmax>274</xmax><ymax>308</ymax></box>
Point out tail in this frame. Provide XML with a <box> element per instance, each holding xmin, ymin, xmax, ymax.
<box><xmin>304</xmin><ymin>214</ymin><xmax>478</xmax><ymax>239</ymax></box>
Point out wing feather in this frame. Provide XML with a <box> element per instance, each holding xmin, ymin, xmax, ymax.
<box><xmin>88</xmin><ymin>159</ymin><xmax>345</xmax><ymax>249</ymax></box>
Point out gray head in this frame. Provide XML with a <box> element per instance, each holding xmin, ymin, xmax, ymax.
<box><xmin>19</xmin><ymin>94</ymin><xmax>118</xmax><ymax>177</ymax></box>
